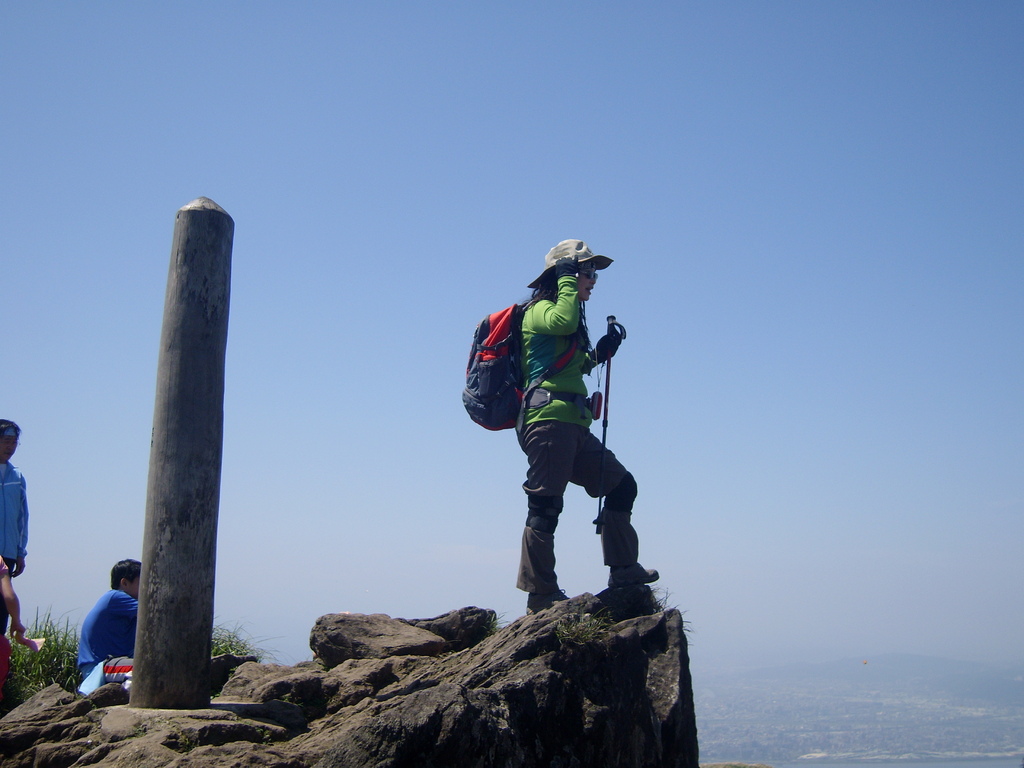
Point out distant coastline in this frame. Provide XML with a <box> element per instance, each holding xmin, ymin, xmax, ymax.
<box><xmin>696</xmin><ymin>654</ymin><xmax>1024</xmax><ymax>765</ymax></box>
<box><xmin>775</xmin><ymin>760</ymin><xmax>1022</xmax><ymax>768</ymax></box>
<box><xmin>702</xmin><ymin>760</ymin><xmax>1023</xmax><ymax>768</ymax></box>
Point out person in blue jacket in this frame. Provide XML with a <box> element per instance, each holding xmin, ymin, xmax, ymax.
<box><xmin>78</xmin><ymin>559</ymin><xmax>141</xmax><ymax>679</ymax></box>
<box><xmin>0</xmin><ymin>420</ymin><xmax>30</xmax><ymax>577</ymax></box>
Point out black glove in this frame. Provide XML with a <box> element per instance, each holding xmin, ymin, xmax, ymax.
<box><xmin>594</xmin><ymin>332</ymin><xmax>622</xmax><ymax>363</ymax></box>
<box><xmin>554</xmin><ymin>256</ymin><xmax>579</xmax><ymax>279</ymax></box>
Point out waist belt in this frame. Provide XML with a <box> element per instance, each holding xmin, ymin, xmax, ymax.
<box><xmin>524</xmin><ymin>389</ymin><xmax>590</xmax><ymax>418</ymax></box>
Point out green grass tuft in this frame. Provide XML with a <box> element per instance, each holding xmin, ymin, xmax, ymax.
<box><xmin>555</xmin><ymin>608</ymin><xmax>613</xmax><ymax>646</ymax></box>
<box><xmin>2</xmin><ymin>610</ymin><xmax>80</xmax><ymax>714</ymax></box>
<box><xmin>1</xmin><ymin>611</ymin><xmax>272</xmax><ymax>714</ymax></box>
<box><xmin>210</xmin><ymin>621</ymin><xmax>271</xmax><ymax>661</ymax></box>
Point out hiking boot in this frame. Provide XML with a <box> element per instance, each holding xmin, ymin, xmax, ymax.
<box><xmin>608</xmin><ymin>563</ymin><xmax>660</xmax><ymax>588</ymax></box>
<box><xmin>526</xmin><ymin>589</ymin><xmax>568</xmax><ymax>614</ymax></box>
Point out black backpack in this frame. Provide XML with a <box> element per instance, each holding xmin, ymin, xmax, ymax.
<box><xmin>463</xmin><ymin>304</ymin><xmax>524</xmax><ymax>430</ymax></box>
<box><xmin>463</xmin><ymin>304</ymin><xmax>576</xmax><ymax>431</ymax></box>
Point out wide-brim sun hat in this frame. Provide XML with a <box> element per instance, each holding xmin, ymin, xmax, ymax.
<box><xmin>528</xmin><ymin>239</ymin><xmax>613</xmax><ymax>289</ymax></box>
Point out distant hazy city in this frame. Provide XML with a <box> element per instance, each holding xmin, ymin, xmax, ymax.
<box><xmin>694</xmin><ymin>654</ymin><xmax>1024</xmax><ymax>763</ymax></box>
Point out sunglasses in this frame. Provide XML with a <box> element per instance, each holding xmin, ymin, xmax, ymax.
<box><xmin>578</xmin><ymin>267</ymin><xmax>598</xmax><ymax>279</ymax></box>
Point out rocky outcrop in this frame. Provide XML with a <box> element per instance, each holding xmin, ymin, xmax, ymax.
<box><xmin>0</xmin><ymin>587</ymin><xmax>698</xmax><ymax>767</ymax></box>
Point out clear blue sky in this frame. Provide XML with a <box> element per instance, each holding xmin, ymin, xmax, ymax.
<box><xmin>2</xmin><ymin>2</ymin><xmax>1020</xmax><ymax>675</ymax></box>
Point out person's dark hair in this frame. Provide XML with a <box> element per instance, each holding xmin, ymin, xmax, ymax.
<box><xmin>110</xmin><ymin>559</ymin><xmax>142</xmax><ymax>590</ymax></box>
<box><xmin>526</xmin><ymin>275</ymin><xmax>592</xmax><ymax>352</ymax></box>
<box><xmin>0</xmin><ymin>420</ymin><xmax>21</xmax><ymax>439</ymax></box>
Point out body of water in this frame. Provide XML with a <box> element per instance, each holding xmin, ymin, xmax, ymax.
<box><xmin>773</xmin><ymin>761</ymin><xmax>1022</xmax><ymax>768</ymax></box>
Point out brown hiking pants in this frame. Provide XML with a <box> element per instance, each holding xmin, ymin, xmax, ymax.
<box><xmin>516</xmin><ymin>420</ymin><xmax>640</xmax><ymax>593</ymax></box>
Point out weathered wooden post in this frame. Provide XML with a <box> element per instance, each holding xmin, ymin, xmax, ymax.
<box><xmin>131</xmin><ymin>197</ymin><xmax>233</xmax><ymax>709</ymax></box>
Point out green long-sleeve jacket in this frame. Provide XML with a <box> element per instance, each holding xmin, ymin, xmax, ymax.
<box><xmin>520</xmin><ymin>275</ymin><xmax>596</xmax><ymax>428</ymax></box>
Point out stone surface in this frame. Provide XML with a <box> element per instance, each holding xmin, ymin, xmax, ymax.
<box><xmin>309</xmin><ymin>612</ymin><xmax>447</xmax><ymax>667</ymax></box>
<box><xmin>404</xmin><ymin>606</ymin><xmax>496</xmax><ymax>651</ymax></box>
<box><xmin>211</xmin><ymin>652</ymin><xmax>261</xmax><ymax>692</ymax></box>
<box><xmin>89</xmin><ymin>682</ymin><xmax>131</xmax><ymax>708</ymax></box>
<box><xmin>0</xmin><ymin>590</ymin><xmax>699</xmax><ymax>767</ymax></box>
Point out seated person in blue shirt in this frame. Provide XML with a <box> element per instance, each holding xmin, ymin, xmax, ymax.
<box><xmin>78</xmin><ymin>559</ymin><xmax>141</xmax><ymax>684</ymax></box>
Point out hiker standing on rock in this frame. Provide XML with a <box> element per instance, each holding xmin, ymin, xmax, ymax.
<box><xmin>517</xmin><ymin>240</ymin><xmax>658</xmax><ymax>614</ymax></box>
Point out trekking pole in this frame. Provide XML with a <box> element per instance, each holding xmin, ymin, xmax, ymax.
<box><xmin>594</xmin><ymin>315</ymin><xmax>626</xmax><ymax>534</ymax></box>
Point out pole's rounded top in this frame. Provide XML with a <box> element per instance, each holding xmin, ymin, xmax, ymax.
<box><xmin>179</xmin><ymin>197</ymin><xmax>230</xmax><ymax>217</ymax></box>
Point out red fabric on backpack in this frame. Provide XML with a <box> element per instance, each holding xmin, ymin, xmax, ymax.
<box><xmin>102</xmin><ymin>656</ymin><xmax>133</xmax><ymax>683</ymax></box>
<box><xmin>463</xmin><ymin>304</ymin><xmax>580</xmax><ymax>431</ymax></box>
<box><xmin>463</xmin><ymin>305</ymin><xmax>524</xmax><ymax>430</ymax></box>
